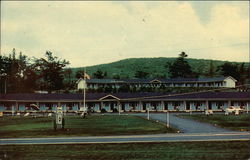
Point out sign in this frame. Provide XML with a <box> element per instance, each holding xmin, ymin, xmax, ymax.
<box><xmin>53</xmin><ymin>106</ymin><xmax>65</xmax><ymax>130</ymax></box>
<box><xmin>56</xmin><ymin>107</ymin><xmax>63</xmax><ymax>125</ymax></box>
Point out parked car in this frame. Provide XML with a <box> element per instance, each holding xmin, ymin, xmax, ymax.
<box><xmin>225</xmin><ymin>106</ymin><xmax>244</xmax><ymax>115</ymax></box>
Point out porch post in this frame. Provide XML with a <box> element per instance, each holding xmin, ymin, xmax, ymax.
<box><xmin>183</xmin><ymin>100</ymin><xmax>186</xmax><ymax>111</ymax></box>
<box><xmin>139</xmin><ymin>101</ymin><xmax>142</xmax><ymax>112</ymax></box>
<box><xmin>101</xmin><ymin>101</ymin><xmax>103</xmax><ymax>111</ymax></box>
<box><xmin>190</xmin><ymin>102</ymin><xmax>193</xmax><ymax>115</ymax></box>
<box><xmin>228</xmin><ymin>100</ymin><xmax>231</xmax><ymax>108</ymax></box>
<box><xmin>206</xmin><ymin>100</ymin><xmax>209</xmax><ymax>110</ymax></box>
<box><xmin>16</xmin><ymin>101</ymin><xmax>18</xmax><ymax>112</ymax></box>
<box><xmin>161</xmin><ymin>101</ymin><xmax>164</xmax><ymax>111</ymax></box>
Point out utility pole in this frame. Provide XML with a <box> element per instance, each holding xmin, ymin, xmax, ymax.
<box><xmin>82</xmin><ymin>67</ymin><xmax>87</xmax><ymax>116</ymax></box>
<box><xmin>79</xmin><ymin>67</ymin><xmax>87</xmax><ymax>117</ymax></box>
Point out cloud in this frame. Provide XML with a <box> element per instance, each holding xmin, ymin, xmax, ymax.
<box><xmin>1</xmin><ymin>1</ymin><xmax>249</xmax><ymax>67</ymax></box>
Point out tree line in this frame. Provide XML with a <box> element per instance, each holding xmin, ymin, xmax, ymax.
<box><xmin>0</xmin><ymin>49</ymin><xmax>70</xmax><ymax>93</ymax></box>
<box><xmin>0</xmin><ymin>49</ymin><xmax>249</xmax><ymax>93</ymax></box>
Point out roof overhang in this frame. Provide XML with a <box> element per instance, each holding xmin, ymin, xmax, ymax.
<box><xmin>224</xmin><ymin>76</ymin><xmax>237</xmax><ymax>82</ymax></box>
<box><xmin>99</xmin><ymin>94</ymin><xmax>121</xmax><ymax>101</ymax></box>
<box><xmin>150</xmin><ymin>79</ymin><xmax>162</xmax><ymax>83</ymax></box>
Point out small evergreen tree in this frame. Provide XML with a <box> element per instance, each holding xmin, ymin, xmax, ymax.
<box><xmin>93</xmin><ymin>69</ymin><xmax>107</xmax><ymax>79</ymax></box>
<box><xmin>217</xmin><ymin>62</ymin><xmax>240</xmax><ymax>80</ymax></box>
<box><xmin>135</xmin><ymin>70</ymin><xmax>149</xmax><ymax>79</ymax></box>
<box><xmin>167</xmin><ymin>52</ymin><xmax>195</xmax><ymax>78</ymax></box>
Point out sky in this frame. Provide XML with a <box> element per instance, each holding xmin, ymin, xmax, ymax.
<box><xmin>1</xmin><ymin>1</ymin><xmax>249</xmax><ymax>67</ymax></box>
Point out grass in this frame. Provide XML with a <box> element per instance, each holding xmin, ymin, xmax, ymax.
<box><xmin>0</xmin><ymin>115</ymin><xmax>176</xmax><ymax>138</ymax></box>
<box><xmin>179</xmin><ymin>114</ymin><xmax>250</xmax><ymax>131</ymax></box>
<box><xmin>0</xmin><ymin>141</ymin><xmax>249</xmax><ymax>160</ymax></box>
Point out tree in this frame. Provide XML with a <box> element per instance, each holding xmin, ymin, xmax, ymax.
<box><xmin>64</xmin><ymin>68</ymin><xmax>72</xmax><ymax>82</ymax></box>
<box><xmin>238</xmin><ymin>63</ymin><xmax>247</xmax><ymax>85</ymax></box>
<box><xmin>0</xmin><ymin>55</ymin><xmax>11</xmax><ymax>93</ymax></box>
<box><xmin>23</xmin><ymin>65</ymin><xmax>39</xmax><ymax>92</ymax></box>
<box><xmin>63</xmin><ymin>68</ymin><xmax>74</xmax><ymax>91</ymax></box>
<box><xmin>217</xmin><ymin>62</ymin><xmax>240</xmax><ymax>80</ymax></box>
<box><xmin>112</xmin><ymin>73</ymin><xmax>120</xmax><ymax>79</ymax></box>
<box><xmin>0</xmin><ymin>48</ymin><xmax>37</xmax><ymax>93</ymax></box>
<box><xmin>135</xmin><ymin>70</ymin><xmax>149</xmax><ymax>79</ymax></box>
<box><xmin>206</xmin><ymin>61</ymin><xmax>216</xmax><ymax>77</ymax></box>
<box><xmin>93</xmin><ymin>69</ymin><xmax>107</xmax><ymax>79</ymax></box>
<box><xmin>75</xmin><ymin>69</ymin><xmax>85</xmax><ymax>79</ymax></box>
<box><xmin>34</xmin><ymin>51</ymin><xmax>69</xmax><ymax>93</ymax></box>
<box><xmin>167</xmin><ymin>52</ymin><xmax>195</xmax><ymax>78</ymax></box>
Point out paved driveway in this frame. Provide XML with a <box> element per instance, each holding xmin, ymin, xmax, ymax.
<box><xmin>135</xmin><ymin>113</ymin><xmax>232</xmax><ymax>133</ymax></box>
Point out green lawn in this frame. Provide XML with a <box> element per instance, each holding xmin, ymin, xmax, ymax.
<box><xmin>179</xmin><ymin>114</ymin><xmax>250</xmax><ymax>131</ymax></box>
<box><xmin>0</xmin><ymin>141</ymin><xmax>249</xmax><ymax>160</ymax></box>
<box><xmin>0</xmin><ymin>115</ymin><xmax>176</xmax><ymax>138</ymax></box>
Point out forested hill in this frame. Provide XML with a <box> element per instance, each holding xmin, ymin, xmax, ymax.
<box><xmin>72</xmin><ymin>57</ymin><xmax>247</xmax><ymax>79</ymax></box>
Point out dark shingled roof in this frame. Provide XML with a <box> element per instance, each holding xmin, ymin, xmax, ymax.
<box><xmin>0</xmin><ymin>92</ymin><xmax>167</xmax><ymax>101</ymax></box>
<box><xmin>85</xmin><ymin>77</ymin><xmax>235</xmax><ymax>84</ymax></box>
<box><xmin>145</xmin><ymin>92</ymin><xmax>250</xmax><ymax>100</ymax></box>
<box><xmin>0</xmin><ymin>93</ymin><xmax>84</xmax><ymax>101</ymax></box>
<box><xmin>0</xmin><ymin>92</ymin><xmax>249</xmax><ymax>101</ymax></box>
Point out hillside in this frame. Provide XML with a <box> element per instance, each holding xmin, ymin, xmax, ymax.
<box><xmin>71</xmin><ymin>57</ymin><xmax>246</xmax><ymax>79</ymax></box>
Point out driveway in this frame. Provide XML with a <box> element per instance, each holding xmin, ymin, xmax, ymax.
<box><xmin>135</xmin><ymin>113</ymin><xmax>232</xmax><ymax>133</ymax></box>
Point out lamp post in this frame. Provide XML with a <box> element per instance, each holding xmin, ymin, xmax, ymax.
<box><xmin>247</xmin><ymin>102</ymin><xmax>249</xmax><ymax>114</ymax></box>
<box><xmin>147</xmin><ymin>106</ymin><xmax>150</xmax><ymax>120</ymax></box>
<box><xmin>118</xmin><ymin>101</ymin><xmax>121</xmax><ymax>115</ymax></box>
<box><xmin>166</xmin><ymin>111</ymin><xmax>170</xmax><ymax>127</ymax></box>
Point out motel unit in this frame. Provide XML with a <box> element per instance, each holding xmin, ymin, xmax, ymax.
<box><xmin>0</xmin><ymin>92</ymin><xmax>249</xmax><ymax>113</ymax></box>
<box><xmin>77</xmin><ymin>76</ymin><xmax>237</xmax><ymax>90</ymax></box>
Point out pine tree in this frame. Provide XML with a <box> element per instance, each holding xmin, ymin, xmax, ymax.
<box><xmin>168</xmin><ymin>52</ymin><xmax>195</xmax><ymax>78</ymax></box>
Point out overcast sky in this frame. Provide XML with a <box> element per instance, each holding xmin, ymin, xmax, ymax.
<box><xmin>1</xmin><ymin>1</ymin><xmax>249</xmax><ymax>67</ymax></box>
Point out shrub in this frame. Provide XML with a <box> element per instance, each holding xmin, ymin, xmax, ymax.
<box><xmin>101</xmin><ymin>108</ymin><xmax>107</xmax><ymax>113</ymax></box>
<box><xmin>113</xmin><ymin>108</ymin><xmax>118</xmax><ymax>113</ymax></box>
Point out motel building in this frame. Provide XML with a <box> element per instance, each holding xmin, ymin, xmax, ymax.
<box><xmin>0</xmin><ymin>92</ymin><xmax>249</xmax><ymax>113</ymax></box>
<box><xmin>77</xmin><ymin>76</ymin><xmax>237</xmax><ymax>90</ymax></box>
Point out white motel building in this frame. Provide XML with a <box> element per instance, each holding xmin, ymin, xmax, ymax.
<box><xmin>0</xmin><ymin>92</ymin><xmax>249</xmax><ymax>113</ymax></box>
<box><xmin>77</xmin><ymin>76</ymin><xmax>237</xmax><ymax>90</ymax></box>
<box><xmin>1</xmin><ymin>76</ymin><xmax>249</xmax><ymax>113</ymax></box>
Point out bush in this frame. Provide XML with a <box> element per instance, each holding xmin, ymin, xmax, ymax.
<box><xmin>101</xmin><ymin>108</ymin><xmax>107</xmax><ymax>113</ymax></box>
<box><xmin>113</xmin><ymin>108</ymin><xmax>118</xmax><ymax>113</ymax></box>
<box><xmin>62</xmin><ymin>118</ymin><xmax>65</xmax><ymax>129</ymax></box>
<box><xmin>53</xmin><ymin>119</ymin><xmax>57</xmax><ymax>130</ymax></box>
